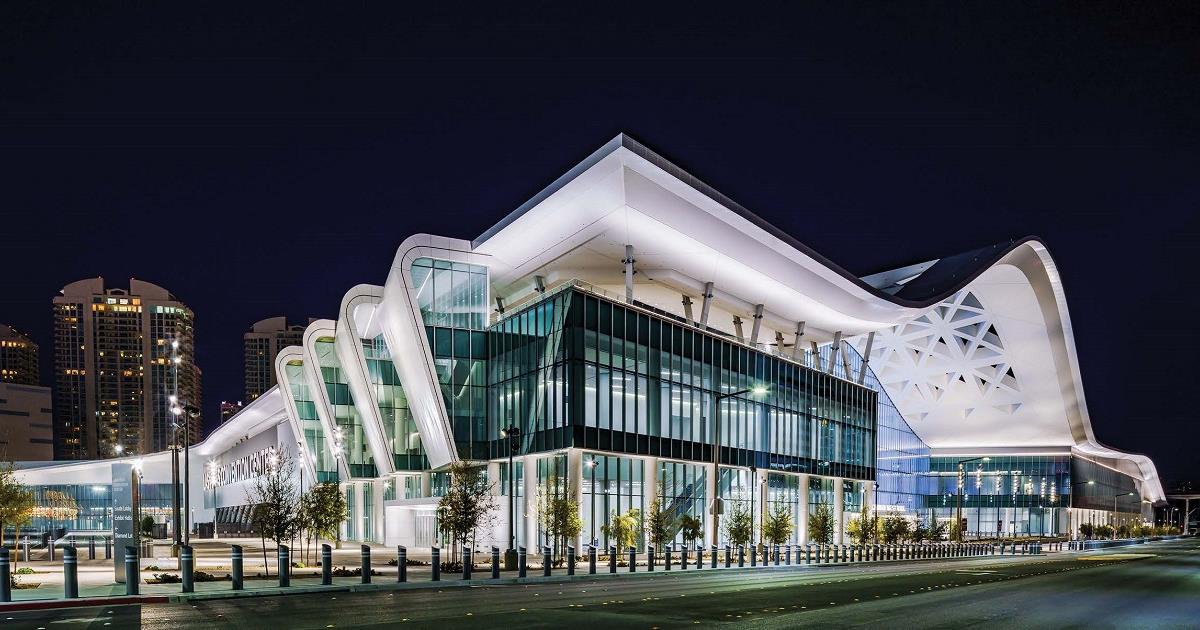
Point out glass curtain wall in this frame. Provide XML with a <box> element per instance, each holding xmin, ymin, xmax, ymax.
<box><xmin>314</xmin><ymin>338</ymin><xmax>376</xmax><ymax>478</ymax></box>
<box><xmin>284</xmin><ymin>361</ymin><xmax>338</xmax><ymax>482</ymax></box>
<box><xmin>581</xmin><ymin>453</ymin><xmax>644</xmax><ymax>550</ymax></box>
<box><xmin>656</xmin><ymin>460</ymin><xmax>707</xmax><ymax>545</ymax></box>
<box><xmin>927</xmin><ymin>455</ymin><xmax>1071</xmax><ymax>537</ymax></box>
<box><xmin>411</xmin><ymin>257</ymin><xmax>489</xmax><ymax>459</ymax></box>
<box><xmin>766</xmin><ymin>473</ymin><xmax>803</xmax><ymax>544</ymax></box>
<box><xmin>362</xmin><ymin>334</ymin><xmax>427</xmax><ymax>470</ymax></box>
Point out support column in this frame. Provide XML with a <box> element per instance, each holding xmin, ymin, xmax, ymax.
<box><xmin>810</xmin><ymin>341</ymin><xmax>823</xmax><ymax>371</ymax></box>
<box><xmin>750</xmin><ymin>304</ymin><xmax>764</xmax><ymax>345</ymax></box>
<box><xmin>798</xmin><ymin>474</ymin><xmax>810</xmax><ymax>544</ymax></box>
<box><xmin>523</xmin><ymin>454</ymin><xmax>538</xmax><ymax>549</ymax></box>
<box><xmin>569</xmin><ymin>451</ymin><xmax>584</xmax><ymax>550</ymax></box>
<box><xmin>834</xmin><ymin>478</ymin><xmax>845</xmax><ymax>544</ymax></box>
<box><xmin>856</xmin><ymin>332</ymin><xmax>875</xmax><ymax>384</ymax></box>
<box><xmin>829</xmin><ymin>332</ymin><xmax>842</xmax><ymax>375</ymax></box>
<box><xmin>792</xmin><ymin>322</ymin><xmax>806</xmax><ymax>360</ymax></box>
<box><xmin>733</xmin><ymin>316</ymin><xmax>745</xmax><ymax>343</ymax></box>
<box><xmin>682</xmin><ymin>296</ymin><xmax>694</xmax><ymax>326</ymax></box>
<box><xmin>706</xmin><ymin>460</ymin><xmax>720</xmax><ymax>546</ymax></box>
<box><xmin>699</xmin><ymin>282</ymin><xmax>714</xmax><ymax>330</ymax></box>
<box><xmin>622</xmin><ymin>245</ymin><xmax>635</xmax><ymax>301</ymax></box>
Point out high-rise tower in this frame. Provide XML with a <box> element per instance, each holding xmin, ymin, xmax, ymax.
<box><xmin>0</xmin><ymin>324</ymin><xmax>39</xmax><ymax>385</ymax></box>
<box><xmin>243</xmin><ymin>316</ymin><xmax>309</xmax><ymax>402</ymax></box>
<box><xmin>53</xmin><ymin>278</ymin><xmax>201</xmax><ymax>459</ymax></box>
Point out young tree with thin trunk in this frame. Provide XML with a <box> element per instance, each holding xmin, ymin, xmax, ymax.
<box><xmin>808</xmin><ymin>503</ymin><xmax>834</xmax><ymax>544</ymax></box>
<box><xmin>247</xmin><ymin>449</ymin><xmax>299</xmax><ymax>576</ymax></box>
<box><xmin>762</xmin><ymin>504</ymin><xmax>795</xmax><ymax>545</ymax></box>
<box><xmin>0</xmin><ymin>461</ymin><xmax>35</xmax><ymax>571</ymax></box>
<box><xmin>724</xmin><ymin>502</ymin><xmax>753</xmax><ymax>546</ymax></box>
<box><xmin>437</xmin><ymin>462</ymin><xmax>495</xmax><ymax>565</ymax></box>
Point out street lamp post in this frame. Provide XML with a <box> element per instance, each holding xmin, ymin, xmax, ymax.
<box><xmin>954</xmin><ymin>456</ymin><xmax>989</xmax><ymax>542</ymax></box>
<box><xmin>1112</xmin><ymin>491</ymin><xmax>1136</xmax><ymax>539</ymax></box>
<box><xmin>501</xmin><ymin>425</ymin><xmax>521</xmax><ymax>570</ymax></box>
<box><xmin>709</xmin><ymin>386</ymin><xmax>767</xmax><ymax>547</ymax></box>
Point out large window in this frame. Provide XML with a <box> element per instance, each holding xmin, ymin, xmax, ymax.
<box><xmin>581</xmin><ymin>453</ymin><xmax>644</xmax><ymax>550</ymax></box>
<box><xmin>284</xmin><ymin>361</ymin><xmax>338</xmax><ymax>482</ymax></box>
<box><xmin>362</xmin><ymin>334</ymin><xmax>426</xmax><ymax>470</ymax></box>
<box><xmin>656</xmin><ymin>460</ymin><xmax>707</xmax><ymax>545</ymax></box>
<box><xmin>314</xmin><ymin>338</ymin><xmax>375</xmax><ymax>478</ymax></box>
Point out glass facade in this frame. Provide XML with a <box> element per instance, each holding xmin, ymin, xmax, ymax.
<box><xmin>766</xmin><ymin>472</ymin><xmax>803</xmax><ymax>544</ymax></box>
<box><xmin>581</xmin><ymin>453</ymin><xmax>644</xmax><ymax>549</ymax></box>
<box><xmin>314</xmin><ymin>338</ymin><xmax>376</xmax><ymax>478</ymax></box>
<box><xmin>13</xmin><ymin>483</ymin><xmax>177</xmax><ymax>535</ymax></box>
<box><xmin>284</xmin><ymin>361</ymin><xmax>338</xmax><ymax>482</ymax></box>
<box><xmin>362</xmin><ymin>334</ymin><xmax>427</xmax><ymax>470</ymax></box>
<box><xmin>927</xmin><ymin>455</ymin><xmax>1071</xmax><ymax>537</ymax></box>
<box><xmin>656</xmin><ymin>460</ymin><xmax>708</xmax><ymax>545</ymax></box>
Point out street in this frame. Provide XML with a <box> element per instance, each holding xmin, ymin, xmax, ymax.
<box><xmin>5</xmin><ymin>539</ymin><xmax>1196</xmax><ymax>629</ymax></box>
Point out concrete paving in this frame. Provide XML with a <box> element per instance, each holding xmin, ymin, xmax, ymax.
<box><xmin>4</xmin><ymin>538</ymin><xmax>1195</xmax><ymax>628</ymax></box>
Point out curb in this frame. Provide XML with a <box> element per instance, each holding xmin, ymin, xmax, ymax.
<box><xmin>0</xmin><ymin>595</ymin><xmax>168</xmax><ymax>612</ymax></box>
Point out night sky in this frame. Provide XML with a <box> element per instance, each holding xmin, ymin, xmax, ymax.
<box><xmin>2</xmin><ymin>4</ymin><xmax>1197</xmax><ymax>486</ymax></box>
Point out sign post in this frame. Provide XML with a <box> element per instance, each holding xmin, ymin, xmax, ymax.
<box><xmin>111</xmin><ymin>463</ymin><xmax>138</xmax><ymax>583</ymax></box>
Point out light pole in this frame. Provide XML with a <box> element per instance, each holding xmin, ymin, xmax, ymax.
<box><xmin>709</xmin><ymin>386</ymin><xmax>767</xmax><ymax>547</ymax></box>
<box><xmin>501</xmin><ymin>425</ymin><xmax>521</xmax><ymax>570</ymax></box>
<box><xmin>1069</xmin><ymin>480</ymin><xmax>1095</xmax><ymax>539</ymax></box>
<box><xmin>954</xmin><ymin>456</ymin><xmax>989</xmax><ymax>542</ymax></box>
<box><xmin>1112</xmin><ymin>491</ymin><xmax>1136</xmax><ymax>538</ymax></box>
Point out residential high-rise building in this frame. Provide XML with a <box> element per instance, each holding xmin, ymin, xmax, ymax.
<box><xmin>52</xmin><ymin>278</ymin><xmax>201</xmax><ymax>459</ymax></box>
<box><xmin>0</xmin><ymin>382</ymin><xmax>53</xmax><ymax>461</ymax></box>
<box><xmin>243</xmin><ymin>317</ymin><xmax>309</xmax><ymax>402</ymax></box>
<box><xmin>219</xmin><ymin>400</ymin><xmax>243</xmax><ymax>424</ymax></box>
<box><xmin>0</xmin><ymin>324</ymin><xmax>39</xmax><ymax>385</ymax></box>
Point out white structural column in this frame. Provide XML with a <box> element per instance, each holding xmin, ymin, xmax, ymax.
<box><xmin>567</xmin><ymin>450</ymin><xmax>584</xmax><ymax>550</ymax></box>
<box><xmin>523</xmin><ymin>454</ymin><xmax>538</xmax><ymax>549</ymax></box>
<box><xmin>336</xmin><ymin>285</ymin><xmax>396</xmax><ymax>477</ymax></box>
<box><xmin>706</xmin><ymin>459</ymin><xmax>720</xmax><ymax>545</ymax></box>
<box><xmin>798</xmin><ymin>473</ymin><xmax>810</xmax><ymax>543</ymax></box>
<box><xmin>834</xmin><ymin>478</ymin><xmax>845</xmax><ymax>544</ymax></box>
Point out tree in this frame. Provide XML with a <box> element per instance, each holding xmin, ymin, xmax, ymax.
<box><xmin>601</xmin><ymin>508</ymin><xmax>641</xmax><ymax>553</ymax></box>
<box><xmin>537</xmin><ymin>478</ymin><xmax>582</xmax><ymax>561</ymax></box>
<box><xmin>679</xmin><ymin>515</ymin><xmax>702</xmax><ymax>549</ymax></box>
<box><xmin>644</xmin><ymin>497</ymin><xmax>674</xmax><ymax>550</ymax></box>
<box><xmin>928</xmin><ymin>519</ymin><xmax>948</xmax><ymax>542</ymax></box>
<box><xmin>762</xmin><ymin>504</ymin><xmax>794</xmax><ymax>545</ymax></box>
<box><xmin>305</xmin><ymin>481</ymin><xmax>348</xmax><ymax>552</ymax></box>
<box><xmin>724</xmin><ymin>502</ymin><xmax>753</xmax><ymax>546</ymax></box>
<box><xmin>247</xmin><ymin>449</ymin><xmax>299</xmax><ymax>576</ymax></box>
<box><xmin>807</xmin><ymin>503</ymin><xmax>834</xmax><ymax>544</ymax></box>
<box><xmin>0</xmin><ymin>461</ymin><xmax>35</xmax><ymax>570</ymax></box>
<box><xmin>1078</xmin><ymin>523</ymin><xmax>1094</xmax><ymax>540</ymax></box>
<box><xmin>140</xmin><ymin>515</ymin><xmax>155</xmax><ymax>538</ymax></box>
<box><xmin>436</xmin><ymin>462</ymin><xmax>496</xmax><ymax>565</ymax></box>
<box><xmin>848</xmin><ymin>501</ymin><xmax>877</xmax><ymax>545</ymax></box>
<box><xmin>882</xmin><ymin>515</ymin><xmax>911</xmax><ymax>544</ymax></box>
<box><xmin>1094</xmin><ymin>524</ymin><xmax>1114</xmax><ymax>539</ymax></box>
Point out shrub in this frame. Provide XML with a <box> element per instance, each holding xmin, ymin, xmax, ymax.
<box><xmin>150</xmin><ymin>573</ymin><xmax>181</xmax><ymax>584</ymax></box>
<box><xmin>330</xmin><ymin>565</ymin><xmax>383</xmax><ymax>577</ymax></box>
<box><xmin>193</xmin><ymin>571</ymin><xmax>230</xmax><ymax>582</ymax></box>
<box><xmin>15</xmin><ymin>567</ymin><xmax>35</xmax><ymax>575</ymax></box>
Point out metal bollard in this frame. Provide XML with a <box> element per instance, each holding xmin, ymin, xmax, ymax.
<box><xmin>124</xmin><ymin>546</ymin><xmax>139</xmax><ymax>595</ymax></box>
<box><xmin>278</xmin><ymin>544</ymin><xmax>290</xmax><ymax>587</ymax></box>
<box><xmin>567</xmin><ymin>545</ymin><xmax>575</xmax><ymax>576</ymax></box>
<box><xmin>105</xmin><ymin>537</ymin><xmax>111</xmax><ymax>560</ymax></box>
<box><xmin>518</xmin><ymin>546</ymin><xmax>527</xmax><ymax>579</ymax></box>
<box><xmin>750</xmin><ymin>543</ymin><xmax>757</xmax><ymax>567</ymax></box>
<box><xmin>232</xmin><ymin>544</ymin><xmax>244</xmax><ymax>590</ymax></box>
<box><xmin>361</xmin><ymin>545</ymin><xmax>372</xmax><ymax>584</ymax></box>
<box><xmin>608</xmin><ymin>545</ymin><xmax>616</xmax><ymax>574</ymax></box>
<box><xmin>628</xmin><ymin>546</ymin><xmax>636</xmax><ymax>573</ymax></box>
<box><xmin>544</xmin><ymin>546</ymin><xmax>552</xmax><ymax>577</ymax></box>
<box><xmin>696</xmin><ymin>545</ymin><xmax>704</xmax><ymax>569</ymax></box>
<box><xmin>88</xmin><ymin>536</ymin><xmax>96</xmax><ymax>560</ymax></box>
<box><xmin>432</xmin><ymin>546</ymin><xmax>441</xmax><ymax>581</ymax></box>
<box><xmin>63</xmin><ymin>545</ymin><xmax>79</xmax><ymax>598</ymax></box>
<box><xmin>681</xmin><ymin>545</ymin><xmax>689</xmax><ymax>571</ymax></box>
<box><xmin>492</xmin><ymin>546</ymin><xmax>500</xmax><ymax>579</ymax></box>
<box><xmin>724</xmin><ymin>544</ymin><xmax>731</xmax><ymax>568</ymax></box>
<box><xmin>49</xmin><ymin>539</ymin><xmax>55</xmax><ymax>562</ymax></box>
<box><xmin>397</xmin><ymin>545</ymin><xmax>407</xmax><ymax>583</ymax></box>
<box><xmin>648</xmin><ymin>544</ymin><xmax>656</xmax><ymax>571</ymax></box>
<box><xmin>180</xmin><ymin>544</ymin><xmax>193</xmax><ymax>593</ymax></box>
<box><xmin>464</xmin><ymin>546</ymin><xmax>472</xmax><ymax>580</ymax></box>
<box><xmin>589</xmin><ymin>545</ymin><xmax>597</xmax><ymax>574</ymax></box>
<box><xmin>0</xmin><ymin>547</ymin><xmax>9</xmax><ymax>603</ymax></box>
<box><xmin>22</xmin><ymin>537</ymin><xmax>30</xmax><ymax>563</ymax></box>
<box><xmin>665</xmin><ymin>544</ymin><xmax>673</xmax><ymax>570</ymax></box>
<box><xmin>738</xmin><ymin>545</ymin><xmax>745</xmax><ymax>567</ymax></box>
<box><xmin>711</xmin><ymin>545</ymin><xmax>718</xmax><ymax>569</ymax></box>
<box><xmin>774</xmin><ymin>544</ymin><xmax>780</xmax><ymax>566</ymax></box>
<box><xmin>785</xmin><ymin>544</ymin><xmax>791</xmax><ymax>565</ymax></box>
<box><xmin>764</xmin><ymin>544</ymin><xmax>771</xmax><ymax>566</ymax></box>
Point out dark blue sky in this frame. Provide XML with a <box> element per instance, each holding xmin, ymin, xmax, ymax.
<box><xmin>2</xmin><ymin>3</ymin><xmax>1197</xmax><ymax>485</ymax></box>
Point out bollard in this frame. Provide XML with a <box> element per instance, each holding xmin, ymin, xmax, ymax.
<box><xmin>711</xmin><ymin>545</ymin><xmax>718</xmax><ymax>569</ymax></box>
<box><xmin>764</xmin><ymin>544</ymin><xmax>771</xmax><ymax>566</ymax></box>
<box><xmin>680</xmin><ymin>545</ymin><xmax>688</xmax><ymax>571</ymax></box>
<box><xmin>432</xmin><ymin>546</ymin><xmax>442</xmax><ymax>581</ymax></box>
<box><xmin>278</xmin><ymin>544</ymin><xmax>290</xmax><ymax>587</ymax></box>
<box><xmin>567</xmin><ymin>545</ymin><xmax>575</xmax><ymax>576</ymax></box>
<box><xmin>22</xmin><ymin>537</ymin><xmax>30</xmax><ymax>563</ymax></box>
<box><xmin>544</xmin><ymin>546</ymin><xmax>552</xmax><ymax>577</ymax></box>
<box><xmin>589</xmin><ymin>545</ymin><xmax>597</xmax><ymax>575</ymax></box>
<box><xmin>785</xmin><ymin>544</ymin><xmax>792</xmax><ymax>566</ymax></box>
<box><xmin>124</xmin><ymin>546</ymin><xmax>139</xmax><ymax>595</ymax></box>
<box><xmin>696</xmin><ymin>545</ymin><xmax>704</xmax><ymax>569</ymax></box>
<box><xmin>105</xmin><ymin>537</ymin><xmax>111</xmax><ymax>560</ymax></box>
<box><xmin>463</xmin><ymin>546</ymin><xmax>472</xmax><ymax>580</ymax></box>
<box><xmin>88</xmin><ymin>536</ymin><xmax>96</xmax><ymax>560</ymax></box>
<box><xmin>750</xmin><ymin>543</ymin><xmax>757</xmax><ymax>567</ymax></box>
<box><xmin>628</xmin><ymin>546</ymin><xmax>637</xmax><ymax>573</ymax></box>
<box><xmin>232</xmin><ymin>545</ymin><xmax>244</xmax><ymax>590</ymax></box>
<box><xmin>63</xmin><ymin>545</ymin><xmax>79</xmax><ymax>598</ymax></box>
<box><xmin>648</xmin><ymin>544</ymin><xmax>656</xmax><ymax>571</ymax></box>
<box><xmin>608</xmin><ymin>545</ymin><xmax>616</xmax><ymax>574</ymax></box>
<box><xmin>361</xmin><ymin>545</ymin><xmax>372</xmax><ymax>584</ymax></box>
<box><xmin>665</xmin><ymin>545</ymin><xmax>673</xmax><ymax>570</ymax></box>
<box><xmin>0</xmin><ymin>547</ymin><xmax>9</xmax><ymax>603</ymax></box>
<box><xmin>492</xmin><ymin>546</ymin><xmax>500</xmax><ymax>579</ymax></box>
<box><xmin>738</xmin><ymin>545</ymin><xmax>745</xmax><ymax>567</ymax></box>
<box><xmin>180</xmin><ymin>545</ymin><xmax>193</xmax><ymax>594</ymax></box>
<box><xmin>49</xmin><ymin>539</ymin><xmax>56</xmax><ymax>562</ymax></box>
<box><xmin>397</xmin><ymin>545</ymin><xmax>407</xmax><ymax>583</ymax></box>
<box><xmin>774</xmin><ymin>544</ymin><xmax>780</xmax><ymax>566</ymax></box>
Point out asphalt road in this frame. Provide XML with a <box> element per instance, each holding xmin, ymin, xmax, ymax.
<box><xmin>6</xmin><ymin>539</ymin><xmax>1197</xmax><ymax>629</ymax></box>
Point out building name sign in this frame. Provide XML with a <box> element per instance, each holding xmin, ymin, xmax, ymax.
<box><xmin>205</xmin><ymin>443</ymin><xmax>292</xmax><ymax>489</ymax></box>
